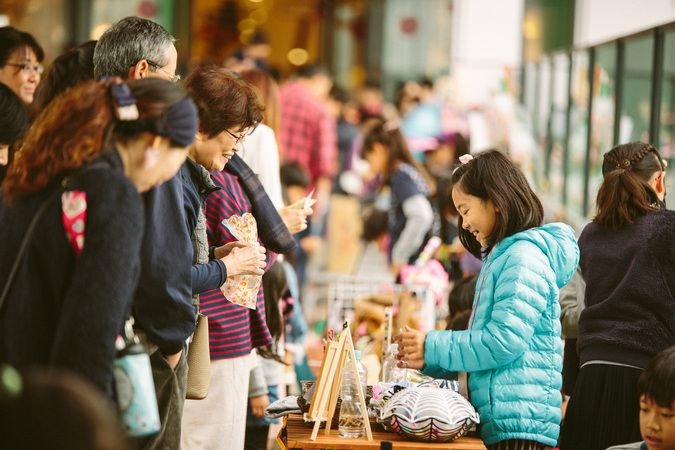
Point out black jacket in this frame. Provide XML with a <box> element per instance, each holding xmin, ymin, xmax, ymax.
<box><xmin>132</xmin><ymin>170</ymin><xmax>195</xmax><ymax>355</ymax></box>
<box><xmin>0</xmin><ymin>150</ymin><xmax>142</xmax><ymax>397</ymax></box>
<box><xmin>578</xmin><ymin>209</ymin><xmax>675</xmax><ymax>368</ymax></box>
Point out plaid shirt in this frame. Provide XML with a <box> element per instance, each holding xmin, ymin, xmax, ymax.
<box><xmin>279</xmin><ymin>81</ymin><xmax>337</xmax><ymax>189</ymax></box>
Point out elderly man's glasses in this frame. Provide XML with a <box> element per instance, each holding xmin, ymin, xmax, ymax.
<box><xmin>5</xmin><ymin>62</ymin><xmax>44</xmax><ymax>76</ymax></box>
<box><xmin>146</xmin><ymin>60</ymin><xmax>181</xmax><ymax>83</ymax></box>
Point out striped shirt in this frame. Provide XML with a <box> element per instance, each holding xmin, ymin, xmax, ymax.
<box><xmin>202</xmin><ymin>169</ymin><xmax>272</xmax><ymax>360</ymax></box>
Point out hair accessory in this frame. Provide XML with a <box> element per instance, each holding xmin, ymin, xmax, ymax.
<box><xmin>110</xmin><ymin>83</ymin><xmax>139</xmax><ymax>121</ymax></box>
<box><xmin>617</xmin><ymin>159</ymin><xmax>630</xmax><ymax>170</ymax></box>
<box><xmin>114</xmin><ymin>97</ymin><xmax>198</xmax><ymax>148</ymax></box>
<box><xmin>383</xmin><ymin>119</ymin><xmax>400</xmax><ymax>132</ymax></box>
<box><xmin>160</xmin><ymin>97</ymin><xmax>198</xmax><ymax>147</ymax></box>
<box><xmin>458</xmin><ymin>154</ymin><xmax>474</xmax><ymax>164</ymax></box>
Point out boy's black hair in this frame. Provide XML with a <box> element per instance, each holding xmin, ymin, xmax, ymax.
<box><xmin>329</xmin><ymin>84</ymin><xmax>352</xmax><ymax>105</ymax></box>
<box><xmin>638</xmin><ymin>345</ymin><xmax>675</xmax><ymax>407</ymax></box>
<box><xmin>295</xmin><ymin>63</ymin><xmax>329</xmax><ymax>79</ymax></box>
<box><xmin>361</xmin><ymin>207</ymin><xmax>389</xmax><ymax>242</ymax></box>
<box><xmin>280</xmin><ymin>161</ymin><xmax>309</xmax><ymax>188</ymax></box>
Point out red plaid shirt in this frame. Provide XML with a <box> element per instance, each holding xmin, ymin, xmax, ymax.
<box><xmin>279</xmin><ymin>81</ymin><xmax>337</xmax><ymax>189</ymax></box>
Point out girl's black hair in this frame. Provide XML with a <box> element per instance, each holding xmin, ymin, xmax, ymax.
<box><xmin>595</xmin><ymin>141</ymin><xmax>666</xmax><ymax>230</ymax></box>
<box><xmin>450</xmin><ymin>149</ymin><xmax>543</xmax><ymax>259</ymax></box>
<box><xmin>257</xmin><ymin>261</ymin><xmax>287</xmax><ymax>364</ymax></box>
<box><xmin>360</xmin><ymin>117</ymin><xmax>429</xmax><ymax>187</ymax></box>
<box><xmin>638</xmin><ymin>345</ymin><xmax>675</xmax><ymax>407</ymax></box>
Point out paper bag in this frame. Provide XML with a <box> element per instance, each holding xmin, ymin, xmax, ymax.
<box><xmin>220</xmin><ymin>212</ymin><xmax>261</xmax><ymax>309</ymax></box>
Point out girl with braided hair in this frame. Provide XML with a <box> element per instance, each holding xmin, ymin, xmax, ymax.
<box><xmin>560</xmin><ymin>142</ymin><xmax>675</xmax><ymax>450</ymax></box>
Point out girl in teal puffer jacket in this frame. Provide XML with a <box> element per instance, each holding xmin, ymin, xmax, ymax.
<box><xmin>398</xmin><ymin>150</ymin><xmax>579</xmax><ymax>449</ymax></box>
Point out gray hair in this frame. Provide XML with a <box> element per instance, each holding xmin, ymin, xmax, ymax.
<box><xmin>93</xmin><ymin>16</ymin><xmax>175</xmax><ymax>79</ymax></box>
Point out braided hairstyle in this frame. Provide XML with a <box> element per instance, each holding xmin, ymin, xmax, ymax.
<box><xmin>595</xmin><ymin>141</ymin><xmax>666</xmax><ymax>230</ymax></box>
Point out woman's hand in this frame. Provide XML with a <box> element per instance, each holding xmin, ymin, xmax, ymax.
<box><xmin>249</xmin><ymin>394</ymin><xmax>270</xmax><ymax>417</ymax></box>
<box><xmin>396</xmin><ymin>325</ymin><xmax>427</xmax><ymax>370</ymax></box>
<box><xmin>278</xmin><ymin>205</ymin><xmax>313</xmax><ymax>234</ymax></box>
<box><xmin>221</xmin><ymin>244</ymin><xmax>266</xmax><ymax>277</ymax></box>
<box><xmin>213</xmin><ymin>241</ymin><xmax>247</xmax><ymax>259</ymax></box>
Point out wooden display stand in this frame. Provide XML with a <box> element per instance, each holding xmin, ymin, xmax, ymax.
<box><xmin>307</xmin><ymin>322</ymin><xmax>373</xmax><ymax>441</ymax></box>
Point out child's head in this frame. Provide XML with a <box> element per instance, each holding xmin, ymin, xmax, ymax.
<box><xmin>446</xmin><ymin>275</ymin><xmax>477</xmax><ymax>331</ymax></box>
<box><xmin>280</xmin><ymin>161</ymin><xmax>309</xmax><ymax>205</ymax></box>
<box><xmin>360</xmin><ymin>118</ymin><xmax>419</xmax><ymax>183</ymax></box>
<box><xmin>450</xmin><ymin>150</ymin><xmax>543</xmax><ymax>258</ymax></box>
<box><xmin>637</xmin><ymin>345</ymin><xmax>675</xmax><ymax>450</ymax></box>
<box><xmin>596</xmin><ymin>141</ymin><xmax>667</xmax><ymax>230</ymax></box>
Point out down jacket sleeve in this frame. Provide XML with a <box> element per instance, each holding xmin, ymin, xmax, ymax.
<box><xmin>424</xmin><ymin>240</ymin><xmax>558</xmax><ymax>373</ymax></box>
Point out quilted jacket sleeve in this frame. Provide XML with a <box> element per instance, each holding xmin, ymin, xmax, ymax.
<box><xmin>424</xmin><ymin>242</ymin><xmax>556</xmax><ymax>373</ymax></box>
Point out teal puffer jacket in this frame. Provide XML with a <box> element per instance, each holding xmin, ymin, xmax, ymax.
<box><xmin>424</xmin><ymin>223</ymin><xmax>579</xmax><ymax>446</ymax></box>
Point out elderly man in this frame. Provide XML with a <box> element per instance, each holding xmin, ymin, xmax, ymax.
<box><xmin>94</xmin><ymin>17</ymin><xmax>193</xmax><ymax>450</ymax></box>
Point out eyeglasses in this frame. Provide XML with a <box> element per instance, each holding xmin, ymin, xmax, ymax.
<box><xmin>146</xmin><ymin>60</ymin><xmax>181</xmax><ymax>83</ymax></box>
<box><xmin>5</xmin><ymin>62</ymin><xmax>44</xmax><ymax>75</ymax></box>
<box><xmin>224</xmin><ymin>129</ymin><xmax>247</xmax><ymax>145</ymax></box>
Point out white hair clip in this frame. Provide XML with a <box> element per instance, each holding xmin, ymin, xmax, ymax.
<box><xmin>458</xmin><ymin>154</ymin><xmax>474</xmax><ymax>164</ymax></box>
<box><xmin>383</xmin><ymin>119</ymin><xmax>400</xmax><ymax>132</ymax></box>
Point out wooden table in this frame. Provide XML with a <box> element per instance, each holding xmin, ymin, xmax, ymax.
<box><xmin>281</xmin><ymin>414</ymin><xmax>486</xmax><ymax>449</ymax></box>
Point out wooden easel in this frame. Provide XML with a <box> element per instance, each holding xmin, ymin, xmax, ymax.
<box><xmin>307</xmin><ymin>322</ymin><xmax>373</xmax><ymax>441</ymax></box>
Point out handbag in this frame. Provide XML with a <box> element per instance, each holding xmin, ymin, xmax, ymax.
<box><xmin>185</xmin><ymin>312</ymin><xmax>211</xmax><ymax>399</ymax></box>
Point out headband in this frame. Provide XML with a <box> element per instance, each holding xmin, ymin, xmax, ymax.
<box><xmin>111</xmin><ymin>83</ymin><xmax>198</xmax><ymax>148</ymax></box>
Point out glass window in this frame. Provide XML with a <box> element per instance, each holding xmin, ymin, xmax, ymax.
<box><xmin>535</xmin><ymin>57</ymin><xmax>552</xmax><ymax>194</ymax></box>
<box><xmin>567</xmin><ymin>50</ymin><xmax>591</xmax><ymax>217</ymax></box>
<box><xmin>619</xmin><ymin>35</ymin><xmax>653</xmax><ymax>144</ymax></box>
<box><xmin>536</xmin><ymin>57</ymin><xmax>552</xmax><ymax>142</ymax></box>
<box><xmin>548</xmin><ymin>52</ymin><xmax>570</xmax><ymax>207</ymax></box>
<box><xmin>659</xmin><ymin>29</ymin><xmax>675</xmax><ymax>198</ymax></box>
<box><xmin>588</xmin><ymin>43</ymin><xmax>616</xmax><ymax>216</ymax></box>
<box><xmin>524</xmin><ymin>62</ymin><xmax>538</xmax><ymax>117</ymax></box>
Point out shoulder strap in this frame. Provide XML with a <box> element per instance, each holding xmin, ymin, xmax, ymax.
<box><xmin>0</xmin><ymin>195</ymin><xmax>54</xmax><ymax>313</ymax></box>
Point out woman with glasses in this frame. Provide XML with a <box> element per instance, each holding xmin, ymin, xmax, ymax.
<box><xmin>0</xmin><ymin>26</ymin><xmax>44</xmax><ymax>105</ymax></box>
<box><xmin>181</xmin><ymin>66</ymin><xmax>297</xmax><ymax>450</ymax></box>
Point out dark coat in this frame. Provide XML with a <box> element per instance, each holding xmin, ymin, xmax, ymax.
<box><xmin>0</xmin><ymin>150</ymin><xmax>143</xmax><ymax>397</ymax></box>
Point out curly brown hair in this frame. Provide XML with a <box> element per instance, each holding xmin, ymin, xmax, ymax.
<box><xmin>3</xmin><ymin>78</ymin><xmax>189</xmax><ymax>202</ymax></box>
